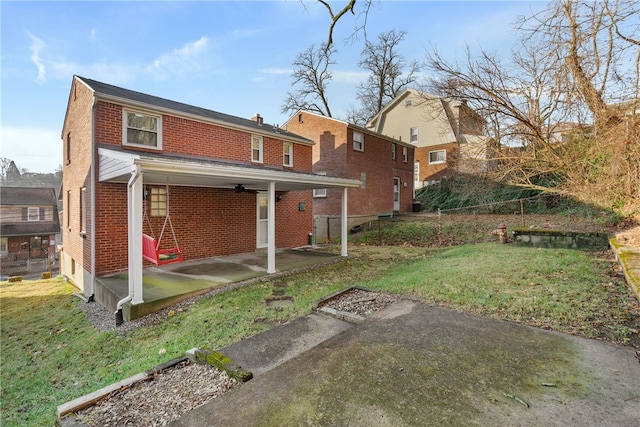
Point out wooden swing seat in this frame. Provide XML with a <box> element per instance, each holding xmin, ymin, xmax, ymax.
<box><xmin>142</xmin><ymin>233</ymin><xmax>183</xmax><ymax>266</ymax></box>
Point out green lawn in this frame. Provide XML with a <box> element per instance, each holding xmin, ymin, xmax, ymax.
<box><xmin>1</xmin><ymin>243</ymin><xmax>638</xmax><ymax>426</ymax></box>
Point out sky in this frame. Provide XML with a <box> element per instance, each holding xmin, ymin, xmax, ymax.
<box><xmin>1</xmin><ymin>0</ymin><xmax>547</xmax><ymax>174</ymax></box>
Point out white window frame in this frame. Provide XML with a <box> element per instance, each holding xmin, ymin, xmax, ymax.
<box><xmin>150</xmin><ymin>186</ymin><xmax>167</xmax><ymax>217</ymax></box>
<box><xmin>391</xmin><ymin>143</ymin><xmax>397</xmax><ymax>160</ymax></box>
<box><xmin>353</xmin><ymin>131</ymin><xmax>364</xmax><ymax>152</ymax></box>
<box><xmin>27</xmin><ymin>207</ymin><xmax>40</xmax><ymax>222</ymax></box>
<box><xmin>410</xmin><ymin>127</ymin><xmax>418</xmax><ymax>143</ymax></box>
<box><xmin>123</xmin><ymin>109</ymin><xmax>162</xmax><ymax>149</ymax></box>
<box><xmin>403</xmin><ymin>146</ymin><xmax>408</xmax><ymax>163</ymax></box>
<box><xmin>0</xmin><ymin>237</ymin><xmax>7</xmax><ymax>254</ymax></box>
<box><xmin>313</xmin><ymin>172</ymin><xmax>327</xmax><ymax>198</ymax></box>
<box><xmin>252</xmin><ymin>135</ymin><xmax>263</xmax><ymax>163</ymax></box>
<box><xmin>429</xmin><ymin>149</ymin><xmax>446</xmax><ymax>165</ymax></box>
<box><xmin>283</xmin><ymin>141</ymin><xmax>293</xmax><ymax>167</ymax></box>
<box><xmin>80</xmin><ymin>187</ymin><xmax>87</xmax><ymax>233</ymax></box>
<box><xmin>360</xmin><ymin>172</ymin><xmax>367</xmax><ymax>189</ymax></box>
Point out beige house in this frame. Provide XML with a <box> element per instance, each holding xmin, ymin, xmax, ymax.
<box><xmin>366</xmin><ymin>89</ymin><xmax>492</xmax><ymax>188</ymax></box>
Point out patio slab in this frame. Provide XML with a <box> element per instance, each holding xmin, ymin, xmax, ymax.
<box><xmin>95</xmin><ymin>248</ymin><xmax>341</xmax><ymax>321</ymax></box>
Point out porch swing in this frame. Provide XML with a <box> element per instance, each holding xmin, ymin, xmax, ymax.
<box><xmin>142</xmin><ymin>185</ymin><xmax>183</xmax><ymax>266</ymax></box>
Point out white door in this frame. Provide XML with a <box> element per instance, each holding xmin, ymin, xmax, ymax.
<box><xmin>257</xmin><ymin>193</ymin><xmax>268</xmax><ymax>248</ymax></box>
<box><xmin>393</xmin><ymin>177</ymin><xmax>400</xmax><ymax>211</ymax></box>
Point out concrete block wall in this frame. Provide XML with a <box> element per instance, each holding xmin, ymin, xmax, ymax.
<box><xmin>512</xmin><ymin>229</ymin><xmax>610</xmax><ymax>250</ymax></box>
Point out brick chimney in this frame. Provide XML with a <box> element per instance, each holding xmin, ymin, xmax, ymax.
<box><xmin>252</xmin><ymin>113</ymin><xmax>263</xmax><ymax>125</ymax></box>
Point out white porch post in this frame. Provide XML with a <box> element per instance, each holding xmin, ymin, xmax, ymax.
<box><xmin>267</xmin><ymin>181</ymin><xmax>276</xmax><ymax>274</ymax></box>
<box><xmin>341</xmin><ymin>187</ymin><xmax>348</xmax><ymax>257</ymax></box>
<box><xmin>128</xmin><ymin>170</ymin><xmax>144</xmax><ymax>304</ymax></box>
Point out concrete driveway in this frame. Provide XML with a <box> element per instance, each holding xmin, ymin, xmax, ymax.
<box><xmin>171</xmin><ymin>300</ymin><xmax>640</xmax><ymax>427</ymax></box>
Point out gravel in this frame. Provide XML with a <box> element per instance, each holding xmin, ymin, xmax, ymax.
<box><xmin>73</xmin><ymin>360</ymin><xmax>238</xmax><ymax>426</ymax></box>
<box><xmin>71</xmin><ymin>286</ymin><xmax>392</xmax><ymax>426</ymax></box>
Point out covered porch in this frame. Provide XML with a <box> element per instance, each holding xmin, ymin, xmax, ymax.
<box><xmin>95</xmin><ymin>147</ymin><xmax>360</xmax><ymax>322</ymax></box>
<box><xmin>94</xmin><ymin>248</ymin><xmax>341</xmax><ymax>322</ymax></box>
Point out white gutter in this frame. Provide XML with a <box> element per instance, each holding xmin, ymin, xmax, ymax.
<box><xmin>115</xmin><ymin>165</ymin><xmax>141</xmax><ymax>320</ymax></box>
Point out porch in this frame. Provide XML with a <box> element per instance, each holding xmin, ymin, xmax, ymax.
<box><xmin>94</xmin><ymin>248</ymin><xmax>341</xmax><ymax>322</ymax></box>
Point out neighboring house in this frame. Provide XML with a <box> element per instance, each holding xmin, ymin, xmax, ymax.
<box><xmin>0</xmin><ymin>187</ymin><xmax>60</xmax><ymax>268</ymax></box>
<box><xmin>60</xmin><ymin>76</ymin><xmax>359</xmax><ymax>320</ymax></box>
<box><xmin>366</xmin><ymin>89</ymin><xmax>492</xmax><ymax>188</ymax></box>
<box><xmin>283</xmin><ymin>111</ymin><xmax>415</xmax><ymax>241</ymax></box>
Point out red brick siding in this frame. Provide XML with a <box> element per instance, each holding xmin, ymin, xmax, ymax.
<box><xmin>93</xmin><ymin>185</ymin><xmax>312</xmax><ymax>275</ymax></box>
<box><xmin>415</xmin><ymin>142</ymin><xmax>458</xmax><ymax>183</ymax></box>
<box><xmin>61</xmin><ymin>79</ymin><xmax>95</xmax><ymax>275</ymax></box>
<box><xmin>285</xmin><ymin>113</ymin><xmax>415</xmax><ymax>215</ymax></box>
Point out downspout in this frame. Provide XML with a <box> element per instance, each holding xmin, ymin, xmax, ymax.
<box><xmin>115</xmin><ymin>164</ymin><xmax>141</xmax><ymax>325</ymax></box>
<box><xmin>88</xmin><ymin>95</ymin><xmax>97</xmax><ymax>302</ymax></box>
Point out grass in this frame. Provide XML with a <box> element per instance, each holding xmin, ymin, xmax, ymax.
<box><xmin>2</xmin><ymin>242</ymin><xmax>638</xmax><ymax>426</ymax></box>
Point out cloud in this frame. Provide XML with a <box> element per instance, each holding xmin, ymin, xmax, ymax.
<box><xmin>0</xmin><ymin>126</ymin><xmax>62</xmax><ymax>174</ymax></box>
<box><xmin>26</xmin><ymin>31</ymin><xmax>47</xmax><ymax>84</ymax></box>
<box><xmin>146</xmin><ymin>36</ymin><xmax>210</xmax><ymax>78</ymax></box>
<box><xmin>332</xmin><ymin>70</ymin><xmax>368</xmax><ymax>84</ymax></box>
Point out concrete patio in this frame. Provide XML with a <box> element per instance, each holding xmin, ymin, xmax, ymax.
<box><xmin>94</xmin><ymin>248</ymin><xmax>342</xmax><ymax>322</ymax></box>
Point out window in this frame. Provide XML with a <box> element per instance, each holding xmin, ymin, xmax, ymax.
<box><xmin>429</xmin><ymin>149</ymin><xmax>446</xmax><ymax>164</ymax></box>
<box><xmin>150</xmin><ymin>187</ymin><xmax>167</xmax><ymax>217</ymax></box>
<box><xmin>252</xmin><ymin>135</ymin><xmax>263</xmax><ymax>163</ymax></box>
<box><xmin>123</xmin><ymin>109</ymin><xmax>161</xmax><ymax>148</ymax></box>
<box><xmin>67</xmin><ymin>190</ymin><xmax>71</xmax><ymax>228</ymax></box>
<box><xmin>283</xmin><ymin>141</ymin><xmax>293</xmax><ymax>167</ymax></box>
<box><xmin>313</xmin><ymin>172</ymin><xmax>327</xmax><ymax>198</ymax></box>
<box><xmin>0</xmin><ymin>238</ymin><xmax>7</xmax><ymax>254</ymax></box>
<box><xmin>66</xmin><ymin>132</ymin><xmax>71</xmax><ymax>164</ymax></box>
<box><xmin>360</xmin><ymin>172</ymin><xmax>367</xmax><ymax>188</ymax></box>
<box><xmin>27</xmin><ymin>207</ymin><xmax>40</xmax><ymax>221</ymax></box>
<box><xmin>298</xmin><ymin>113</ymin><xmax>304</xmax><ymax>123</ymax></box>
<box><xmin>80</xmin><ymin>187</ymin><xmax>86</xmax><ymax>233</ymax></box>
<box><xmin>405</xmin><ymin>99</ymin><xmax>412</xmax><ymax>107</ymax></box>
<box><xmin>353</xmin><ymin>131</ymin><xmax>364</xmax><ymax>152</ymax></box>
<box><xmin>403</xmin><ymin>146</ymin><xmax>408</xmax><ymax>163</ymax></box>
<box><xmin>410</xmin><ymin>127</ymin><xmax>418</xmax><ymax>143</ymax></box>
<box><xmin>391</xmin><ymin>143</ymin><xmax>397</xmax><ymax>160</ymax></box>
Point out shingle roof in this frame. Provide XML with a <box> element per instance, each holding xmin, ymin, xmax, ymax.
<box><xmin>0</xmin><ymin>187</ymin><xmax>57</xmax><ymax>206</ymax></box>
<box><xmin>76</xmin><ymin>76</ymin><xmax>312</xmax><ymax>144</ymax></box>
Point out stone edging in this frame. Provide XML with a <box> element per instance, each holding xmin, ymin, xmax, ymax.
<box><xmin>610</xmin><ymin>238</ymin><xmax>640</xmax><ymax>302</ymax></box>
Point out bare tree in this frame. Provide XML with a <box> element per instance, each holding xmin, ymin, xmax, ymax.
<box><xmin>350</xmin><ymin>30</ymin><xmax>419</xmax><ymax>125</ymax></box>
<box><xmin>281</xmin><ymin>43</ymin><xmax>336</xmax><ymax>117</ymax></box>
<box><xmin>425</xmin><ymin>0</ymin><xmax>639</xmax><ymax>212</ymax></box>
<box><xmin>313</xmin><ymin>0</ymin><xmax>375</xmax><ymax>49</ymax></box>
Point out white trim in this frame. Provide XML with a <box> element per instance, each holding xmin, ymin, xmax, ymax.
<box><xmin>429</xmin><ymin>149</ymin><xmax>446</xmax><ymax>165</ymax></box>
<box><xmin>353</xmin><ymin>131</ymin><xmax>364</xmax><ymax>152</ymax></box>
<box><xmin>252</xmin><ymin>135</ymin><xmax>263</xmax><ymax>163</ymax></box>
<box><xmin>283</xmin><ymin>141</ymin><xmax>293</xmax><ymax>167</ymax></box>
<box><xmin>122</xmin><ymin>108</ymin><xmax>163</xmax><ymax>150</ymax></box>
<box><xmin>256</xmin><ymin>193</ymin><xmax>268</xmax><ymax>249</ymax></box>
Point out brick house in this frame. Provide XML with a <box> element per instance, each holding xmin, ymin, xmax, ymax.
<box><xmin>0</xmin><ymin>187</ymin><xmax>60</xmax><ymax>275</ymax></box>
<box><xmin>366</xmin><ymin>89</ymin><xmax>492</xmax><ymax>188</ymax></box>
<box><xmin>284</xmin><ymin>111</ymin><xmax>415</xmax><ymax>241</ymax></box>
<box><xmin>60</xmin><ymin>76</ymin><xmax>359</xmax><ymax>318</ymax></box>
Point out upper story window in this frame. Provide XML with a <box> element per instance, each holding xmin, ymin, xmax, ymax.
<box><xmin>123</xmin><ymin>109</ymin><xmax>162</xmax><ymax>149</ymax></box>
<box><xmin>429</xmin><ymin>149</ymin><xmax>446</xmax><ymax>164</ymax></box>
<box><xmin>405</xmin><ymin>98</ymin><xmax>412</xmax><ymax>107</ymax></box>
<box><xmin>283</xmin><ymin>142</ymin><xmax>293</xmax><ymax>167</ymax></box>
<box><xmin>410</xmin><ymin>127</ymin><xmax>418</xmax><ymax>143</ymax></box>
<box><xmin>27</xmin><ymin>207</ymin><xmax>40</xmax><ymax>221</ymax></box>
<box><xmin>353</xmin><ymin>131</ymin><xmax>364</xmax><ymax>152</ymax></box>
<box><xmin>66</xmin><ymin>132</ymin><xmax>71</xmax><ymax>164</ymax></box>
<box><xmin>252</xmin><ymin>135</ymin><xmax>263</xmax><ymax>163</ymax></box>
<box><xmin>391</xmin><ymin>143</ymin><xmax>397</xmax><ymax>160</ymax></box>
<box><xmin>403</xmin><ymin>146</ymin><xmax>408</xmax><ymax>163</ymax></box>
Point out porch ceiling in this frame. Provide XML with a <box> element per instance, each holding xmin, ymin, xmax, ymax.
<box><xmin>98</xmin><ymin>147</ymin><xmax>360</xmax><ymax>192</ymax></box>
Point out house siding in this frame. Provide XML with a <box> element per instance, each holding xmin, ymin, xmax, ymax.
<box><xmin>285</xmin><ymin>112</ymin><xmax>414</xmax><ymax>240</ymax></box>
<box><xmin>62</xmin><ymin>77</ymin><xmax>314</xmax><ymax>280</ymax></box>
